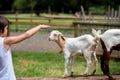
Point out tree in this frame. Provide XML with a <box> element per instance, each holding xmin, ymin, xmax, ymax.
<box><xmin>0</xmin><ymin>0</ymin><xmax>13</xmax><ymax>11</ymax></box>
<box><xmin>1</xmin><ymin>0</ymin><xmax>119</xmax><ymax>15</ymax></box>
<box><xmin>13</xmin><ymin>0</ymin><xmax>36</xmax><ymax>12</ymax></box>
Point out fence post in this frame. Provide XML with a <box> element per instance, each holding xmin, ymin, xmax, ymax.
<box><xmin>31</xmin><ymin>11</ymin><xmax>33</xmax><ymax>27</ymax></box>
<box><xmin>15</xmin><ymin>11</ymin><xmax>18</xmax><ymax>32</ymax></box>
<box><xmin>107</xmin><ymin>6</ymin><xmax>111</xmax><ymax>24</ymax></box>
<box><xmin>74</xmin><ymin>24</ymin><xmax>80</xmax><ymax>37</ymax></box>
<box><xmin>48</xmin><ymin>17</ymin><xmax>51</xmax><ymax>23</ymax></box>
<box><xmin>114</xmin><ymin>10</ymin><xmax>118</xmax><ymax>22</ymax></box>
<box><xmin>118</xmin><ymin>5</ymin><xmax>120</xmax><ymax>22</ymax></box>
<box><xmin>81</xmin><ymin>6</ymin><xmax>86</xmax><ymax>21</ymax></box>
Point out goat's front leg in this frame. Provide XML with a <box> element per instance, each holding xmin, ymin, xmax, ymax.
<box><xmin>63</xmin><ymin>56</ymin><xmax>69</xmax><ymax>78</ymax></box>
<box><xmin>70</xmin><ymin>56</ymin><xmax>74</xmax><ymax>76</ymax></box>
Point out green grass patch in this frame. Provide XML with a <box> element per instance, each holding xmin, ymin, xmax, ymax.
<box><xmin>12</xmin><ymin>51</ymin><xmax>120</xmax><ymax>78</ymax></box>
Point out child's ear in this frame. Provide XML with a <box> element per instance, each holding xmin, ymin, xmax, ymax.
<box><xmin>0</xmin><ymin>30</ymin><xmax>2</xmax><ymax>33</ymax></box>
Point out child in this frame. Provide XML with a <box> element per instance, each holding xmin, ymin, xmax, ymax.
<box><xmin>0</xmin><ymin>16</ymin><xmax>50</xmax><ymax>80</ymax></box>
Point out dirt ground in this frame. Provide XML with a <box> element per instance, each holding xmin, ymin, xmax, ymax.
<box><xmin>17</xmin><ymin>75</ymin><xmax>120</xmax><ymax>80</ymax></box>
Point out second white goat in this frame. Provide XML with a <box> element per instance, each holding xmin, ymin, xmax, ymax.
<box><xmin>48</xmin><ymin>30</ymin><xmax>98</xmax><ymax>77</ymax></box>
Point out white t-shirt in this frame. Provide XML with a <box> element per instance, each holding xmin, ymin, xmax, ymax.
<box><xmin>0</xmin><ymin>37</ymin><xmax>16</xmax><ymax>80</ymax></box>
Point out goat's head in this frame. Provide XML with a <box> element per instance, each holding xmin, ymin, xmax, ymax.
<box><xmin>49</xmin><ymin>30</ymin><xmax>66</xmax><ymax>53</ymax></box>
<box><xmin>49</xmin><ymin>30</ymin><xmax>64</xmax><ymax>41</ymax></box>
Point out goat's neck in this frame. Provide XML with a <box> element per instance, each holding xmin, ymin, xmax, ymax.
<box><xmin>56</xmin><ymin>36</ymin><xmax>67</xmax><ymax>50</ymax></box>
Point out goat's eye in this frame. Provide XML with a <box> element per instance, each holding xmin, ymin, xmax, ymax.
<box><xmin>54</xmin><ymin>34</ymin><xmax>57</xmax><ymax>36</ymax></box>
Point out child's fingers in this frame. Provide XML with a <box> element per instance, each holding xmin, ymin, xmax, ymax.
<box><xmin>39</xmin><ymin>24</ymin><xmax>50</xmax><ymax>28</ymax></box>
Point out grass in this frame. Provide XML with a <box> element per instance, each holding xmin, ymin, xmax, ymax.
<box><xmin>12</xmin><ymin>51</ymin><xmax>120</xmax><ymax>78</ymax></box>
<box><xmin>13</xmin><ymin>52</ymin><xmax>64</xmax><ymax>77</ymax></box>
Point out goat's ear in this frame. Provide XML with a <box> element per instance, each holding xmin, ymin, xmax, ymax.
<box><xmin>59</xmin><ymin>32</ymin><xmax>63</xmax><ymax>36</ymax></box>
<box><xmin>58</xmin><ymin>32</ymin><xmax>65</xmax><ymax>41</ymax></box>
<box><xmin>61</xmin><ymin>36</ymin><xmax>65</xmax><ymax>41</ymax></box>
<box><xmin>92</xmin><ymin>28</ymin><xmax>97</xmax><ymax>35</ymax></box>
<box><xmin>98</xmin><ymin>30</ymin><xmax>101</xmax><ymax>34</ymax></box>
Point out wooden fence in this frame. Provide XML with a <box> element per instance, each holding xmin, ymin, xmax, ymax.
<box><xmin>9</xmin><ymin>16</ymin><xmax>120</xmax><ymax>37</ymax></box>
<box><xmin>8</xmin><ymin>15</ymin><xmax>120</xmax><ymax>36</ymax></box>
<box><xmin>72</xmin><ymin>21</ymin><xmax>120</xmax><ymax>37</ymax></box>
<box><xmin>9</xmin><ymin>17</ymin><xmax>73</xmax><ymax>26</ymax></box>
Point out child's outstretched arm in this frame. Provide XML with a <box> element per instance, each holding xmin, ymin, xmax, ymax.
<box><xmin>4</xmin><ymin>24</ymin><xmax>50</xmax><ymax>49</ymax></box>
<box><xmin>24</xmin><ymin>24</ymin><xmax>50</xmax><ymax>38</ymax></box>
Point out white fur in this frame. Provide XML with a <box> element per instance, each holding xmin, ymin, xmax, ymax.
<box><xmin>49</xmin><ymin>30</ymin><xmax>98</xmax><ymax>77</ymax></box>
<box><xmin>92</xmin><ymin>29</ymin><xmax>120</xmax><ymax>51</ymax></box>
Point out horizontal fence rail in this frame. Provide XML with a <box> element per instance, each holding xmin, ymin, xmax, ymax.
<box><xmin>72</xmin><ymin>21</ymin><xmax>120</xmax><ymax>37</ymax></box>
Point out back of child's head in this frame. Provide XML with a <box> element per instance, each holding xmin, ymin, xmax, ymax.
<box><xmin>0</xmin><ymin>16</ymin><xmax>9</xmax><ymax>33</ymax></box>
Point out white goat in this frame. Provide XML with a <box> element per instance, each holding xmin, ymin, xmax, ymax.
<box><xmin>92</xmin><ymin>29</ymin><xmax>120</xmax><ymax>79</ymax></box>
<box><xmin>49</xmin><ymin>30</ymin><xmax>99</xmax><ymax>77</ymax></box>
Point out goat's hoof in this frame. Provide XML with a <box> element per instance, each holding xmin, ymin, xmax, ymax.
<box><xmin>83</xmin><ymin>73</ymin><xmax>88</xmax><ymax>77</ymax></box>
<box><xmin>70</xmin><ymin>74</ymin><xmax>74</xmax><ymax>77</ymax></box>
<box><xmin>63</xmin><ymin>74</ymin><xmax>67</xmax><ymax>78</ymax></box>
<box><xmin>59</xmin><ymin>50</ymin><xmax>63</xmax><ymax>53</ymax></box>
<box><xmin>91</xmin><ymin>70</ymin><xmax>96</xmax><ymax>75</ymax></box>
<box><xmin>70</xmin><ymin>72</ymin><xmax>74</xmax><ymax>77</ymax></box>
<box><xmin>109</xmin><ymin>76</ymin><xmax>116</xmax><ymax>80</ymax></box>
<box><xmin>109</xmin><ymin>77</ymin><xmax>116</xmax><ymax>80</ymax></box>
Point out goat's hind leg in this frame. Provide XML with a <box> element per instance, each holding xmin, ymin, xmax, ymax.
<box><xmin>91</xmin><ymin>52</ymin><xmax>98</xmax><ymax>75</ymax></box>
<box><xmin>83</xmin><ymin>52</ymin><xmax>92</xmax><ymax>76</ymax></box>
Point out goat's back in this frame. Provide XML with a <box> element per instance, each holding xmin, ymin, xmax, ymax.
<box><xmin>101</xmin><ymin>29</ymin><xmax>120</xmax><ymax>51</ymax></box>
<box><xmin>65</xmin><ymin>34</ymin><xmax>95</xmax><ymax>51</ymax></box>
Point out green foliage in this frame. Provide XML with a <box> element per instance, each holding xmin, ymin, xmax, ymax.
<box><xmin>89</xmin><ymin>6</ymin><xmax>105</xmax><ymax>13</ymax></box>
<box><xmin>14</xmin><ymin>0</ymin><xmax>30</xmax><ymax>9</ymax></box>
<box><xmin>13</xmin><ymin>0</ymin><xmax>36</xmax><ymax>10</ymax></box>
<box><xmin>0</xmin><ymin>0</ymin><xmax>120</xmax><ymax>14</ymax></box>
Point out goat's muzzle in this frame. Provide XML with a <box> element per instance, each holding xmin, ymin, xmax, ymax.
<box><xmin>48</xmin><ymin>37</ymin><xmax>55</xmax><ymax>41</ymax></box>
<box><xmin>48</xmin><ymin>37</ymin><xmax>51</xmax><ymax>41</ymax></box>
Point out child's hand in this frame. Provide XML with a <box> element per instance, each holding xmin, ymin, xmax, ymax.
<box><xmin>39</xmin><ymin>24</ymin><xmax>50</xmax><ymax>29</ymax></box>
